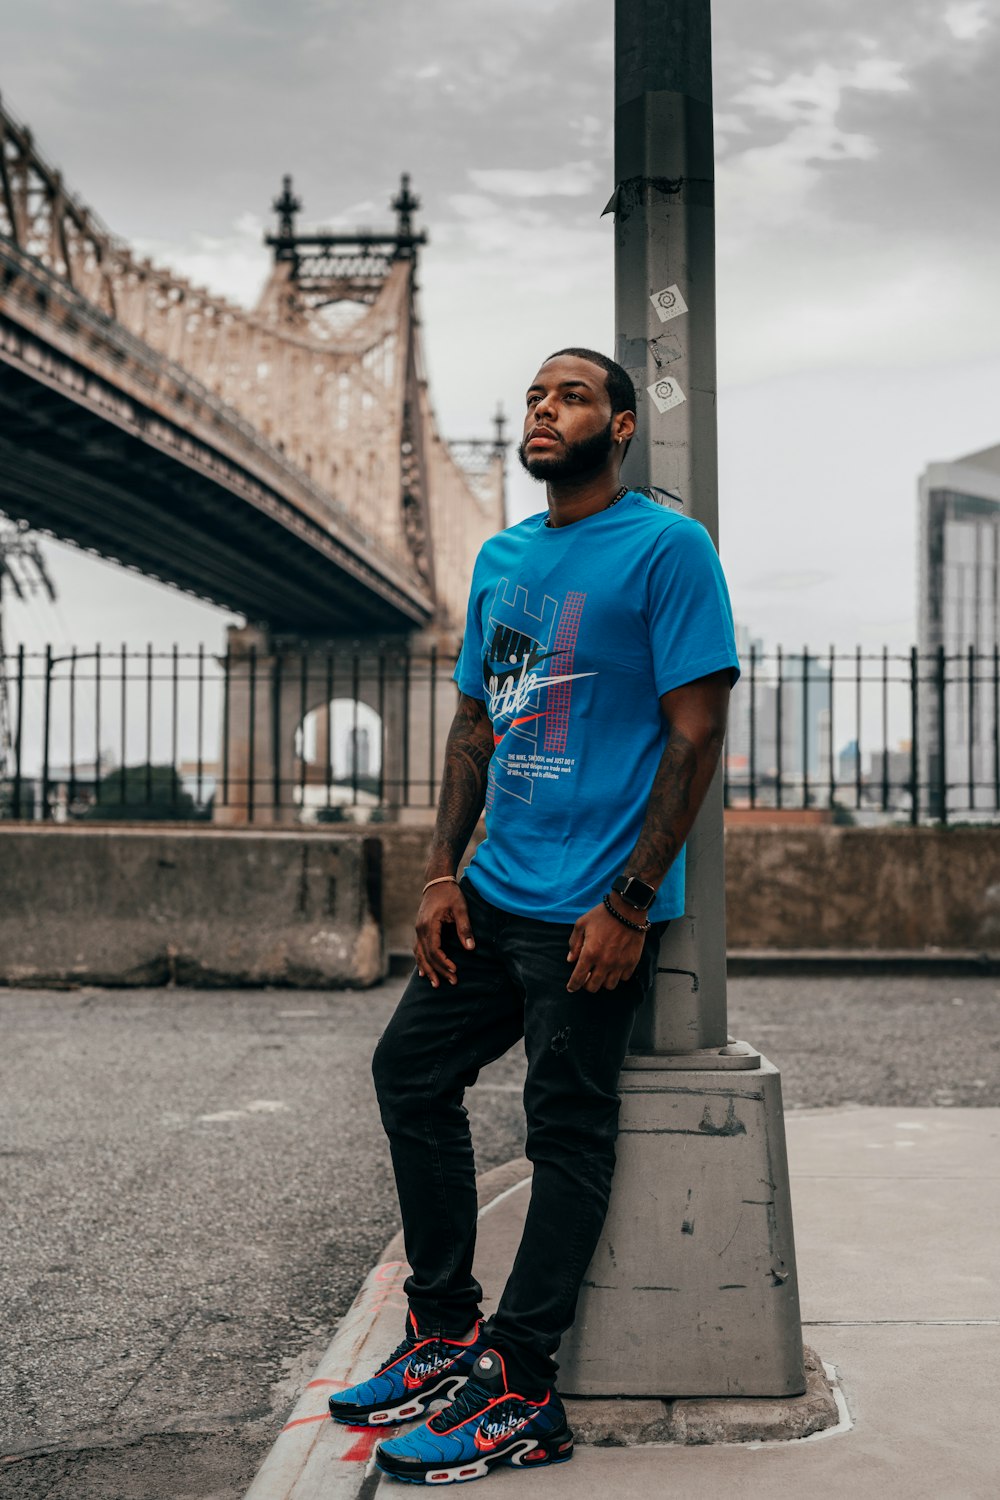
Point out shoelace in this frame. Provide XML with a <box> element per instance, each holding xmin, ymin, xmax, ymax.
<box><xmin>376</xmin><ymin>1332</ymin><xmax>419</xmax><ymax>1374</ymax></box>
<box><xmin>382</xmin><ymin>1330</ymin><xmax>465</xmax><ymax>1381</ymax></box>
<box><xmin>406</xmin><ymin>1337</ymin><xmax>459</xmax><ymax>1376</ymax></box>
<box><xmin>428</xmin><ymin>1376</ymin><xmax>496</xmax><ymax>1432</ymax></box>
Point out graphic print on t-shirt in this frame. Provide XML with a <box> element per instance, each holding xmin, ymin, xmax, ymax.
<box><xmin>482</xmin><ymin>579</ymin><xmax>593</xmax><ymax>806</ymax></box>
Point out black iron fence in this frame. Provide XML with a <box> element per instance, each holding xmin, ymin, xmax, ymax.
<box><xmin>725</xmin><ymin>645</ymin><xmax>999</xmax><ymax>823</ymax></box>
<box><xmin>2</xmin><ymin>645</ymin><xmax>222</xmax><ymax>823</ymax></box>
<box><xmin>0</xmin><ymin>643</ymin><xmax>446</xmax><ymax>823</ymax></box>
<box><xmin>1</xmin><ymin>644</ymin><xmax>998</xmax><ymax>824</ymax></box>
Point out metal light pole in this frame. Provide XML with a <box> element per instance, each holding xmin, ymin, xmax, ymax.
<box><xmin>559</xmin><ymin>0</ymin><xmax>805</xmax><ymax>1397</ymax></box>
<box><xmin>615</xmin><ymin>0</ymin><xmax>724</xmax><ymax>1056</ymax></box>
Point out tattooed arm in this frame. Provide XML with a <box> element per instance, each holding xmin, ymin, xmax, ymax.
<box><xmin>414</xmin><ymin>692</ymin><xmax>494</xmax><ymax>988</ymax></box>
<box><xmin>618</xmin><ymin>668</ymin><xmax>731</xmax><ymax>890</ymax></box>
<box><xmin>566</xmin><ymin>669</ymin><xmax>731</xmax><ymax>994</ymax></box>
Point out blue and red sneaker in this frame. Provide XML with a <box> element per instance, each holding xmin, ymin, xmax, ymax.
<box><xmin>328</xmin><ymin>1314</ymin><xmax>488</xmax><ymax>1427</ymax></box>
<box><xmin>374</xmin><ymin>1348</ymin><xmax>574</xmax><ymax>1484</ymax></box>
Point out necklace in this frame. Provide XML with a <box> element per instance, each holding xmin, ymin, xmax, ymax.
<box><xmin>544</xmin><ymin>485</ymin><xmax>629</xmax><ymax>528</ymax></box>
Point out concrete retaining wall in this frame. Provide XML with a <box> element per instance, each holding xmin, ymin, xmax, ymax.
<box><xmin>377</xmin><ymin>828</ymin><xmax>1000</xmax><ymax>954</ymax></box>
<box><xmin>725</xmin><ymin>825</ymin><xmax>1000</xmax><ymax>952</ymax></box>
<box><xmin>377</xmin><ymin>824</ymin><xmax>1000</xmax><ymax>957</ymax></box>
<box><xmin>380</xmin><ymin>824</ymin><xmax>485</xmax><ymax>960</ymax></box>
<box><xmin>1</xmin><ymin>824</ymin><xmax>997</xmax><ymax>989</ymax></box>
<box><xmin>0</xmin><ymin>826</ymin><xmax>383</xmax><ymax>988</ymax></box>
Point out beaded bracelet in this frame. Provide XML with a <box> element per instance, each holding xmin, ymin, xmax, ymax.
<box><xmin>603</xmin><ymin>893</ymin><xmax>651</xmax><ymax>932</ymax></box>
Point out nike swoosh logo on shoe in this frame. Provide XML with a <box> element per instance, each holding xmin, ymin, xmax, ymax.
<box><xmin>473</xmin><ymin>1414</ymin><xmax>532</xmax><ymax>1453</ymax></box>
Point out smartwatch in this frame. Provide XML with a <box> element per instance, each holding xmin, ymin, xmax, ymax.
<box><xmin>611</xmin><ymin>874</ymin><xmax>656</xmax><ymax>912</ymax></box>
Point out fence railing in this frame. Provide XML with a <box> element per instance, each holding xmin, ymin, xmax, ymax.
<box><xmin>1</xmin><ymin>644</ymin><xmax>998</xmax><ymax>825</ymax></box>
<box><xmin>724</xmin><ymin>644</ymin><xmax>999</xmax><ymax>823</ymax></box>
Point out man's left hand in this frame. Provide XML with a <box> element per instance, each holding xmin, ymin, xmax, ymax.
<box><xmin>566</xmin><ymin>901</ymin><xmax>646</xmax><ymax>993</ymax></box>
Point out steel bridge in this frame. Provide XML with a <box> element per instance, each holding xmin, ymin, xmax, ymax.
<box><xmin>0</xmin><ymin>97</ymin><xmax>505</xmax><ymax>636</ymax></box>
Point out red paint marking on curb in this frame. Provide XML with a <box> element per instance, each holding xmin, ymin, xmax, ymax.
<box><xmin>373</xmin><ymin>1260</ymin><xmax>405</xmax><ymax>1281</ymax></box>
<box><xmin>341</xmin><ymin>1426</ymin><xmax>380</xmax><ymax>1462</ymax></box>
<box><xmin>281</xmin><ymin>1413</ymin><xmax>330</xmax><ymax>1433</ymax></box>
<box><xmin>306</xmin><ymin>1378</ymin><xmax>347</xmax><ymax>1390</ymax></box>
<box><xmin>366</xmin><ymin>1291</ymin><xmax>407</xmax><ymax>1318</ymax></box>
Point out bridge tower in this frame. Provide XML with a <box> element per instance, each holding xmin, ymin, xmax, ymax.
<box><xmin>216</xmin><ymin>173</ymin><xmax>508</xmax><ymax>826</ymax></box>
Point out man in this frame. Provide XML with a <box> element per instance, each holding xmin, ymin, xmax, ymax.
<box><xmin>329</xmin><ymin>348</ymin><xmax>739</xmax><ymax>1483</ymax></box>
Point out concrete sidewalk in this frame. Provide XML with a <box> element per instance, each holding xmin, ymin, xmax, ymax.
<box><xmin>245</xmin><ymin>1108</ymin><xmax>1000</xmax><ymax>1499</ymax></box>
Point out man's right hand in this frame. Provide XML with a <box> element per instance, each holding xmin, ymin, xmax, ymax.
<box><xmin>414</xmin><ymin>880</ymin><xmax>476</xmax><ymax>988</ymax></box>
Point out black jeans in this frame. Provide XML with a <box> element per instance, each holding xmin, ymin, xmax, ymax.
<box><xmin>372</xmin><ymin>875</ymin><xmax>664</xmax><ymax>1397</ymax></box>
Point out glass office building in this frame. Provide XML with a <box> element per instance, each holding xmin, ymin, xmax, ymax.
<box><xmin>918</xmin><ymin>444</ymin><xmax>1000</xmax><ymax>817</ymax></box>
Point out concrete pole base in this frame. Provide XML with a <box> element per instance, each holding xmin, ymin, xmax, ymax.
<box><xmin>559</xmin><ymin>1054</ymin><xmax>805</xmax><ymax>1397</ymax></box>
<box><xmin>563</xmin><ymin>1346</ymin><xmax>840</xmax><ymax>1445</ymax></box>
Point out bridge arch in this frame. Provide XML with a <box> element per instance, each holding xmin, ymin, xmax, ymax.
<box><xmin>214</xmin><ymin>625</ymin><xmax>460</xmax><ymax>826</ymax></box>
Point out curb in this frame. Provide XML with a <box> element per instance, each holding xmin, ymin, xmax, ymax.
<box><xmin>726</xmin><ymin>948</ymin><xmax>1000</xmax><ymax>976</ymax></box>
<box><xmin>243</xmin><ymin>1159</ymin><xmax>531</xmax><ymax>1500</ymax></box>
<box><xmin>392</xmin><ymin>949</ymin><xmax>1000</xmax><ymax>980</ymax></box>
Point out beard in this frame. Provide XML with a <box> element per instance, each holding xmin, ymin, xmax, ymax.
<box><xmin>518</xmin><ymin>419</ymin><xmax>615</xmax><ymax>483</ymax></box>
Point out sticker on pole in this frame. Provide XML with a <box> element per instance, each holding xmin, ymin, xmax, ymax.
<box><xmin>647</xmin><ymin>376</ymin><xmax>687</xmax><ymax>414</ymax></box>
<box><xmin>649</xmin><ymin>284</ymin><xmax>688</xmax><ymax>323</ymax></box>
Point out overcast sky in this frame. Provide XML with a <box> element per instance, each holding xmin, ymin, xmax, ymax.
<box><xmin>3</xmin><ymin>0</ymin><xmax>1000</xmax><ymax>660</ymax></box>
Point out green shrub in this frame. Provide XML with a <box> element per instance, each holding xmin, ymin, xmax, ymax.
<box><xmin>83</xmin><ymin>764</ymin><xmax>199</xmax><ymax>821</ymax></box>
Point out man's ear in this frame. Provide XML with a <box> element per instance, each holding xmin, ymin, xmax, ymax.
<box><xmin>613</xmin><ymin>410</ymin><xmax>637</xmax><ymax>444</ymax></box>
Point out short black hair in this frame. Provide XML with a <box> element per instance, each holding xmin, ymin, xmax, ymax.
<box><xmin>545</xmin><ymin>347</ymin><xmax>636</xmax><ymax>418</ymax></box>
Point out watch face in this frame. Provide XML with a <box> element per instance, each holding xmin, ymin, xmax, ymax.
<box><xmin>614</xmin><ymin>875</ymin><xmax>655</xmax><ymax>910</ymax></box>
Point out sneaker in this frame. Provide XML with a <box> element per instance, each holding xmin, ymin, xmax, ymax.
<box><xmin>374</xmin><ymin>1348</ymin><xmax>574</xmax><ymax>1484</ymax></box>
<box><xmin>328</xmin><ymin>1314</ymin><xmax>487</xmax><ymax>1427</ymax></box>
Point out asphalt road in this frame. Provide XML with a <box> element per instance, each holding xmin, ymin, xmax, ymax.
<box><xmin>2</xmin><ymin>972</ymin><xmax>998</xmax><ymax>1499</ymax></box>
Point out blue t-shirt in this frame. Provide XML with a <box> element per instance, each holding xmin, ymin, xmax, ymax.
<box><xmin>454</xmin><ymin>491</ymin><xmax>740</xmax><ymax>923</ymax></box>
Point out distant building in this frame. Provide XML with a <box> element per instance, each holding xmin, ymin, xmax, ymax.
<box><xmin>725</xmin><ymin>625</ymin><xmax>832</xmax><ymax>804</ymax></box>
<box><xmin>865</xmin><ymin>743</ymin><xmax>912</xmax><ymax>812</ymax></box>
<box><xmin>838</xmin><ymin>739</ymin><xmax>859</xmax><ymax>787</ymax></box>
<box><xmin>347</xmin><ymin>726</ymin><xmax>371</xmax><ymax>778</ymax></box>
<box><xmin>724</xmin><ymin>623</ymin><xmax>760</xmax><ymax>785</ymax></box>
<box><xmin>779</xmin><ymin>655</ymin><xmax>832</xmax><ymax>788</ymax></box>
<box><xmin>918</xmin><ymin>445</ymin><xmax>1000</xmax><ymax>817</ymax></box>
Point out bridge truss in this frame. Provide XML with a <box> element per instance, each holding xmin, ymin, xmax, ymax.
<box><xmin>0</xmin><ymin>96</ymin><xmax>505</xmax><ymax>634</ymax></box>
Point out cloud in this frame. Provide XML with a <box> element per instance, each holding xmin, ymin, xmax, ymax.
<box><xmin>418</xmin><ymin>192</ymin><xmax>614</xmax><ymax>462</ymax></box>
<box><xmin>746</xmin><ymin>569</ymin><xmax>836</xmax><ymax>593</ymax></box>
<box><xmin>733</xmin><ymin>56</ymin><xmax>909</xmax><ymax>126</ymax></box>
<box><xmin>571</xmin><ymin>113</ymin><xmax>607</xmax><ymax>150</ymax></box>
<box><xmin>121</xmin><ymin>0</ymin><xmax>235</xmax><ymax>25</ymax></box>
<box><xmin>828</xmin><ymin>22</ymin><xmax>1000</xmax><ymax>241</ymax></box>
<box><xmin>7</xmin><ymin>0</ymin><xmax>992</xmax><ymax>399</ymax></box>
<box><xmin>467</xmin><ymin>163</ymin><xmax>600</xmax><ymax>198</ymax></box>
<box><xmin>447</xmin><ymin>193</ymin><xmax>498</xmax><ymax>221</ymax></box>
<box><xmin>132</xmin><ymin>216</ymin><xmax>270</xmax><ymax>306</ymax></box>
<box><xmin>706</xmin><ymin>5</ymin><xmax>1000</xmax><ymax>379</ymax></box>
<box><xmin>718</xmin><ymin>55</ymin><xmax>911</xmax><ymax>242</ymax></box>
<box><xmin>943</xmin><ymin>1</ymin><xmax>992</xmax><ymax>40</ymax></box>
<box><xmin>714</xmin><ymin>110</ymin><xmax>751</xmax><ymax>137</ymax></box>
